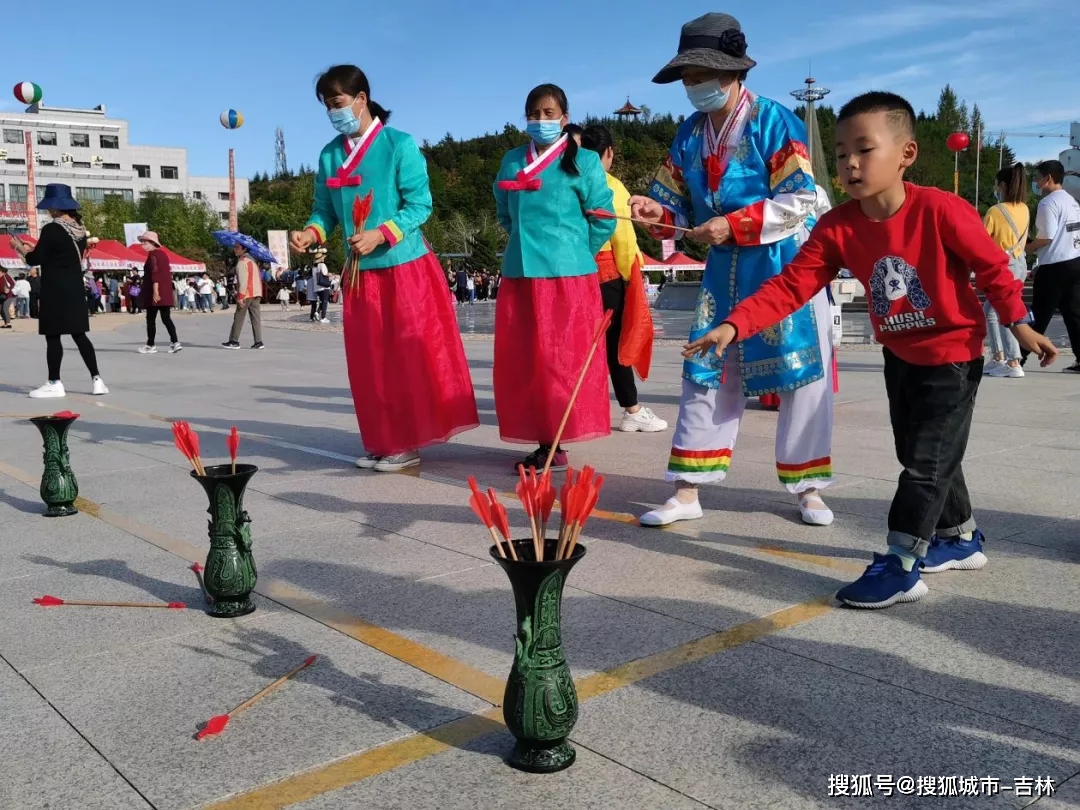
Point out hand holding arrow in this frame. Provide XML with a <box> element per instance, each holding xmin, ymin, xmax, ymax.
<box><xmin>196</xmin><ymin>654</ymin><xmax>318</xmax><ymax>740</ymax></box>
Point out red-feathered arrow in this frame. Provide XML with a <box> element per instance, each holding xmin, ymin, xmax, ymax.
<box><xmin>33</xmin><ymin>594</ymin><xmax>186</xmax><ymax>609</ymax></box>
<box><xmin>227</xmin><ymin>426</ymin><xmax>240</xmax><ymax>475</ymax></box>
<box><xmin>196</xmin><ymin>654</ymin><xmax>318</xmax><ymax>740</ymax></box>
<box><xmin>487</xmin><ymin>488</ymin><xmax>517</xmax><ymax>561</ymax></box>
<box><xmin>468</xmin><ymin>476</ymin><xmax>505</xmax><ymax>558</ymax></box>
<box><xmin>51</xmin><ymin>410</ymin><xmax>80</xmax><ymax>419</ymax></box>
<box><xmin>584</xmin><ymin>208</ymin><xmax>693</xmax><ymax>233</ymax></box>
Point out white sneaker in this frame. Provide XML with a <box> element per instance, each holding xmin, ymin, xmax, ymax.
<box><xmin>986</xmin><ymin>363</ymin><xmax>1023</xmax><ymax>378</ymax></box>
<box><xmin>619</xmin><ymin>407</ymin><xmax>668</xmax><ymax>433</ymax></box>
<box><xmin>320</xmin><ymin>318</ymin><xmax>330</xmax><ymax>324</ymax></box>
<box><xmin>29</xmin><ymin>381</ymin><xmax>66</xmax><ymax>399</ymax></box>
<box><xmin>639</xmin><ymin>496</ymin><xmax>703</xmax><ymax>527</ymax></box>
<box><xmin>138</xmin><ymin>345</ymin><xmax>157</xmax><ymax>354</ymax></box>
<box><xmin>91</xmin><ymin>377</ymin><xmax>109</xmax><ymax>396</ymax></box>
<box><xmin>982</xmin><ymin>360</ymin><xmax>1005</xmax><ymax>375</ymax></box>
<box><xmin>355</xmin><ymin>453</ymin><xmax>381</xmax><ymax>469</ymax></box>
<box><xmin>169</xmin><ymin>342</ymin><xmax>183</xmax><ymax>354</ymax></box>
<box><xmin>374</xmin><ymin>451</ymin><xmax>420</xmax><ymax>472</ymax></box>
<box><xmin>798</xmin><ymin>493</ymin><xmax>834</xmax><ymax>526</ymax></box>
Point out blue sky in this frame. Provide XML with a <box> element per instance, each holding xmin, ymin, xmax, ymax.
<box><xmin>5</xmin><ymin>0</ymin><xmax>1076</xmax><ymax>177</ymax></box>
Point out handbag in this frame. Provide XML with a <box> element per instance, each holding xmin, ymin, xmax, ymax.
<box><xmin>316</xmin><ymin>268</ymin><xmax>332</xmax><ymax>288</ymax></box>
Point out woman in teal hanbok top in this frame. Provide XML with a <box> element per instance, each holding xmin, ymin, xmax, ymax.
<box><xmin>630</xmin><ymin>13</ymin><xmax>836</xmax><ymax>529</ymax></box>
<box><xmin>290</xmin><ymin>65</ymin><xmax>479</xmax><ymax>473</ymax></box>
<box><xmin>492</xmin><ymin>84</ymin><xmax>616</xmax><ymax>473</ymax></box>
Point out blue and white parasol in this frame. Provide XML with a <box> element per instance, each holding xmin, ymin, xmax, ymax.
<box><xmin>211</xmin><ymin>230</ymin><xmax>278</xmax><ymax>265</ymax></box>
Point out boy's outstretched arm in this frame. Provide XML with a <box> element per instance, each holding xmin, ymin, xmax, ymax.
<box><xmin>683</xmin><ymin>226</ymin><xmax>840</xmax><ymax>359</ymax></box>
<box><xmin>939</xmin><ymin>199</ymin><xmax>1058</xmax><ymax>366</ymax></box>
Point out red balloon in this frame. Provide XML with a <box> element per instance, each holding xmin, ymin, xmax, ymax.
<box><xmin>946</xmin><ymin>132</ymin><xmax>970</xmax><ymax>152</ymax></box>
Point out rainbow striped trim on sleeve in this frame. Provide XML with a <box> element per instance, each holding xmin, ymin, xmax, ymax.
<box><xmin>667</xmin><ymin>447</ymin><xmax>733</xmax><ymax>474</ymax></box>
<box><xmin>305</xmin><ymin>224</ymin><xmax>327</xmax><ymax>244</ymax></box>
<box><xmin>378</xmin><ymin>221</ymin><xmax>404</xmax><ymax>247</ymax></box>
<box><xmin>776</xmin><ymin>456</ymin><xmax>833</xmax><ymax>486</ymax></box>
<box><xmin>767</xmin><ymin>141</ymin><xmax>813</xmax><ymax>190</ymax></box>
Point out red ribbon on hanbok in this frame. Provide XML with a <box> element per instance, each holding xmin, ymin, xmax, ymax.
<box><xmin>497</xmin><ymin>171</ymin><xmax>543</xmax><ymax>192</ymax></box>
<box><xmin>497</xmin><ymin>137</ymin><xmax>567</xmax><ymax>193</ymax></box>
<box><xmin>324</xmin><ymin>119</ymin><xmax>383</xmax><ymax>190</ymax></box>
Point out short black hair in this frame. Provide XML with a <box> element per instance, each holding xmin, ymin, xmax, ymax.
<box><xmin>1036</xmin><ymin>160</ymin><xmax>1065</xmax><ymax>184</ymax></box>
<box><xmin>837</xmin><ymin>91</ymin><xmax>916</xmax><ymax>139</ymax></box>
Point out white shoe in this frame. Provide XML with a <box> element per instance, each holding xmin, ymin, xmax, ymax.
<box><xmin>320</xmin><ymin>318</ymin><xmax>330</xmax><ymax>324</ymax></box>
<box><xmin>355</xmin><ymin>453</ymin><xmax>381</xmax><ymax>469</ymax></box>
<box><xmin>168</xmin><ymin>342</ymin><xmax>183</xmax><ymax>354</ymax></box>
<box><xmin>985</xmin><ymin>363</ymin><xmax>1024</xmax><ymax>378</ymax></box>
<box><xmin>138</xmin><ymin>345</ymin><xmax>157</xmax><ymax>354</ymax></box>
<box><xmin>91</xmin><ymin>377</ymin><xmax>109</xmax><ymax>396</ymax></box>
<box><xmin>29</xmin><ymin>381</ymin><xmax>66</xmax><ymax>399</ymax></box>
<box><xmin>799</xmin><ymin>493</ymin><xmax>834</xmax><ymax>526</ymax></box>
<box><xmin>639</xmin><ymin>496</ymin><xmax>703</xmax><ymax>527</ymax></box>
<box><xmin>374</xmin><ymin>451</ymin><xmax>420</xmax><ymax>472</ymax></box>
<box><xmin>982</xmin><ymin>360</ymin><xmax>1005</xmax><ymax>376</ymax></box>
<box><xmin>619</xmin><ymin>407</ymin><xmax>669</xmax><ymax>433</ymax></box>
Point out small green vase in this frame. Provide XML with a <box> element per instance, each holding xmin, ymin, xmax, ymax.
<box><xmin>29</xmin><ymin>414</ymin><xmax>79</xmax><ymax>517</ymax></box>
<box><xmin>193</xmin><ymin>464</ymin><xmax>258</xmax><ymax>618</ymax></box>
<box><xmin>491</xmin><ymin>538</ymin><xmax>586</xmax><ymax>773</ymax></box>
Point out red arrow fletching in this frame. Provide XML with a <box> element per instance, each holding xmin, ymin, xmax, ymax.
<box><xmin>226</xmin><ymin>426</ymin><xmax>240</xmax><ymax>463</ymax></box>
<box><xmin>196</xmin><ymin>714</ymin><xmax>230</xmax><ymax>740</ymax></box>
<box><xmin>469</xmin><ymin>491</ymin><xmax>494</xmax><ymax>528</ymax></box>
<box><xmin>303</xmin><ymin>655</ymin><xmax>317</xmax><ymax>667</ymax></box>
<box><xmin>191</xmin><ymin>562</ymin><xmax>204</xmax><ymax>573</ymax></box>
<box><xmin>52</xmin><ymin>410</ymin><xmax>79</xmax><ymax>419</ymax></box>
<box><xmin>586</xmin><ymin>208</ymin><xmax>615</xmax><ymax>219</ymax></box>
<box><xmin>167</xmin><ymin>602</ymin><xmax>187</xmax><ymax>609</ymax></box>
<box><xmin>33</xmin><ymin>595</ymin><xmax>64</xmax><ymax>607</ymax></box>
<box><xmin>487</xmin><ymin>488</ymin><xmax>511</xmax><ymax>540</ymax></box>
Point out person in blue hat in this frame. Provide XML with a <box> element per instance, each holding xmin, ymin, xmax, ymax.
<box><xmin>9</xmin><ymin>184</ymin><xmax>108</xmax><ymax>398</ymax></box>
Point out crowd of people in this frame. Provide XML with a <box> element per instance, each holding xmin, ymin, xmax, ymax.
<box><xmin>446</xmin><ymin>264</ymin><xmax>500</xmax><ymax>304</ymax></box>
<box><xmin>4</xmin><ymin>12</ymin><xmax>1077</xmax><ymax>614</ymax></box>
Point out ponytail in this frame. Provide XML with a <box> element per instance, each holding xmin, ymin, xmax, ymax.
<box><xmin>561</xmin><ymin>125</ymin><xmax>581</xmax><ymax>177</ymax></box>
<box><xmin>368</xmin><ymin>100</ymin><xmax>392</xmax><ymax>124</ymax></box>
<box><xmin>995</xmin><ymin>162</ymin><xmax>1026</xmax><ymax>204</ymax></box>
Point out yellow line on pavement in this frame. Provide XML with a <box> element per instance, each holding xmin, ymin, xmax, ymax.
<box><xmin>0</xmin><ymin>460</ymin><xmax>504</xmax><ymax>705</ymax></box>
<box><xmin>203</xmin><ymin>596</ymin><xmax>834</xmax><ymax>809</ymax></box>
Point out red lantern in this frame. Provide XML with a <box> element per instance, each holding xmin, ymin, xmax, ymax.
<box><xmin>946</xmin><ymin>132</ymin><xmax>970</xmax><ymax>152</ymax></box>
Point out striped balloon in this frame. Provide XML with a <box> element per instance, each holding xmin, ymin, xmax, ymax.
<box><xmin>219</xmin><ymin>109</ymin><xmax>244</xmax><ymax>129</ymax></box>
<box><xmin>13</xmin><ymin>82</ymin><xmax>42</xmax><ymax>105</ymax></box>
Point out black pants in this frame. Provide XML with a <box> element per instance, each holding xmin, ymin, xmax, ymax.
<box><xmin>600</xmin><ymin>278</ymin><xmax>638</xmax><ymax>409</ymax></box>
<box><xmin>146</xmin><ymin>306</ymin><xmax>178</xmax><ymax>347</ymax></box>
<box><xmin>310</xmin><ymin>288</ymin><xmax>329</xmax><ymax>320</ymax></box>
<box><xmin>883</xmin><ymin>349</ymin><xmax>980</xmax><ymax>557</ymax></box>
<box><xmin>1028</xmin><ymin>258</ymin><xmax>1080</xmax><ymax>361</ymax></box>
<box><xmin>46</xmin><ymin>333</ymin><xmax>99</xmax><ymax>381</ymax></box>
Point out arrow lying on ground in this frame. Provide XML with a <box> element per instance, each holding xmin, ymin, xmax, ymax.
<box><xmin>196</xmin><ymin>655</ymin><xmax>318</xmax><ymax>740</ymax></box>
<box><xmin>190</xmin><ymin>562</ymin><xmax>214</xmax><ymax>604</ymax></box>
<box><xmin>33</xmin><ymin>595</ymin><xmax>187</xmax><ymax>609</ymax></box>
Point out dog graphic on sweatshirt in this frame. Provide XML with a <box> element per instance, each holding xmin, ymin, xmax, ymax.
<box><xmin>869</xmin><ymin>255</ymin><xmax>932</xmax><ymax>318</ymax></box>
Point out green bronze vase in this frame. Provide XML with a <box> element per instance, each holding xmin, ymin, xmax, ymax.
<box><xmin>491</xmin><ymin>538</ymin><xmax>586</xmax><ymax>773</ymax></box>
<box><xmin>193</xmin><ymin>464</ymin><xmax>258</xmax><ymax>618</ymax></box>
<box><xmin>29</xmin><ymin>414</ymin><xmax>79</xmax><ymax>517</ymax></box>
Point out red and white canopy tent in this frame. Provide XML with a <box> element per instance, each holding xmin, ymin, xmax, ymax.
<box><xmin>155</xmin><ymin>246</ymin><xmax>206</xmax><ymax>275</ymax></box>
<box><xmin>643</xmin><ymin>251</ymin><xmax>706</xmax><ymax>275</ymax></box>
<box><xmin>0</xmin><ymin>236</ymin><xmax>135</xmax><ymax>273</ymax></box>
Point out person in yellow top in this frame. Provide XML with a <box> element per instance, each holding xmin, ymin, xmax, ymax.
<box><xmin>982</xmin><ymin>163</ymin><xmax>1031</xmax><ymax>378</ymax></box>
<box><xmin>579</xmin><ymin>124</ymin><xmax>667</xmax><ymax>432</ymax></box>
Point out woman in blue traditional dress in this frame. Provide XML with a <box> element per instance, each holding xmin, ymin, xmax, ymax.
<box><xmin>630</xmin><ymin>13</ymin><xmax>836</xmax><ymax>528</ymax></box>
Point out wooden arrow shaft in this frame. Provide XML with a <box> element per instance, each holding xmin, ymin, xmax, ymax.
<box><xmin>605</xmin><ymin>212</ymin><xmax>693</xmax><ymax>233</ymax></box>
<box><xmin>63</xmin><ymin>600</ymin><xmax>177</xmax><ymax>608</ymax></box>
<box><xmin>228</xmin><ymin>657</ymin><xmax>316</xmax><ymax>718</ymax></box>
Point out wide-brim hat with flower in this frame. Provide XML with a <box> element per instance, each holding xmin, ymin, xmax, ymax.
<box><xmin>652</xmin><ymin>13</ymin><xmax>756</xmax><ymax>84</ymax></box>
<box><xmin>37</xmin><ymin>183</ymin><xmax>80</xmax><ymax>211</ymax></box>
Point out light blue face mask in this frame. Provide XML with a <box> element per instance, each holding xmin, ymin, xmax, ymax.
<box><xmin>1032</xmin><ymin>180</ymin><xmax>1043</xmax><ymax>197</ymax></box>
<box><xmin>993</xmin><ymin>188</ymin><xmax>1001</xmax><ymax>202</ymax></box>
<box><xmin>526</xmin><ymin>120</ymin><xmax>563</xmax><ymax>146</ymax></box>
<box><xmin>328</xmin><ymin>103</ymin><xmax>360</xmax><ymax>136</ymax></box>
<box><xmin>685</xmin><ymin>79</ymin><xmax>730</xmax><ymax>113</ymax></box>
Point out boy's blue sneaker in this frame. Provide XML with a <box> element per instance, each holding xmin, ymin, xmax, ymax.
<box><xmin>837</xmin><ymin>553</ymin><xmax>928</xmax><ymax>609</ymax></box>
<box><xmin>921</xmin><ymin>529</ymin><xmax>988</xmax><ymax>574</ymax></box>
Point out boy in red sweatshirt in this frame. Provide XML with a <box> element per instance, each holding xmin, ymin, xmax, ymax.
<box><xmin>686</xmin><ymin>91</ymin><xmax>1058</xmax><ymax>609</ymax></box>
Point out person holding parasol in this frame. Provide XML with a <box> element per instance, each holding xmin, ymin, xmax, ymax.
<box><xmin>631</xmin><ymin>13</ymin><xmax>836</xmax><ymax>528</ymax></box>
<box><xmin>290</xmin><ymin>64</ymin><xmax>478</xmax><ymax>473</ymax></box>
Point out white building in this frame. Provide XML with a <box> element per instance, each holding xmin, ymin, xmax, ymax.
<box><xmin>0</xmin><ymin>102</ymin><xmax>249</xmax><ymax>232</ymax></box>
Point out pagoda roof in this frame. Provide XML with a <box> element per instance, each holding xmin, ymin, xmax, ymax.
<box><xmin>614</xmin><ymin>98</ymin><xmax>642</xmax><ymax>115</ymax></box>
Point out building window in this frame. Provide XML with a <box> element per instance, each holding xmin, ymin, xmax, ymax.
<box><xmin>218</xmin><ymin>191</ymin><xmax>231</xmax><ymax>201</ymax></box>
<box><xmin>192</xmin><ymin>191</ymin><xmax>203</xmax><ymax>200</ymax></box>
<box><xmin>72</xmin><ymin>161</ymin><xmax>91</xmax><ymax>169</ymax></box>
<box><xmin>70</xmin><ymin>133</ymin><xmax>90</xmax><ymax>148</ymax></box>
<box><xmin>37</xmin><ymin>131</ymin><xmax>58</xmax><ymax>146</ymax></box>
<box><xmin>133</xmin><ymin>164</ymin><xmax>151</xmax><ymax>178</ymax></box>
<box><xmin>0</xmin><ymin>186</ymin><xmax>4</xmax><ymax>204</ymax></box>
<box><xmin>160</xmin><ymin>166</ymin><xmax>179</xmax><ymax>180</ymax></box>
<box><xmin>102</xmin><ymin>163</ymin><xmax>121</xmax><ymax>170</ymax></box>
<box><xmin>38</xmin><ymin>159</ymin><xmax>57</xmax><ymax>167</ymax></box>
<box><xmin>220</xmin><ymin>212</ymin><xmax>230</xmax><ymax>222</ymax></box>
<box><xmin>99</xmin><ymin>134</ymin><xmax>119</xmax><ymax>149</ymax></box>
<box><xmin>3</xmin><ymin>130</ymin><xmax>23</xmax><ymax>144</ymax></box>
<box><xmin>9</xmin><ymin>185</ymin><xmax>27</xmax><ymax>204</ymax></box>
<box><xmin>5</xmin><ymin>158</ymin><xmax>25</xmax><ymax>165</ymax></box>
<box><xmin>76</xmin><ymin>187</ymin><xmax>135</xmax><ymax>204</ymax></box>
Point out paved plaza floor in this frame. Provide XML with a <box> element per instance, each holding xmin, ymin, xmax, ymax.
<box><xmin>1</xmin><ymin>308</ymin><xmax>1078</xmax><ymax>810</ymax></box>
